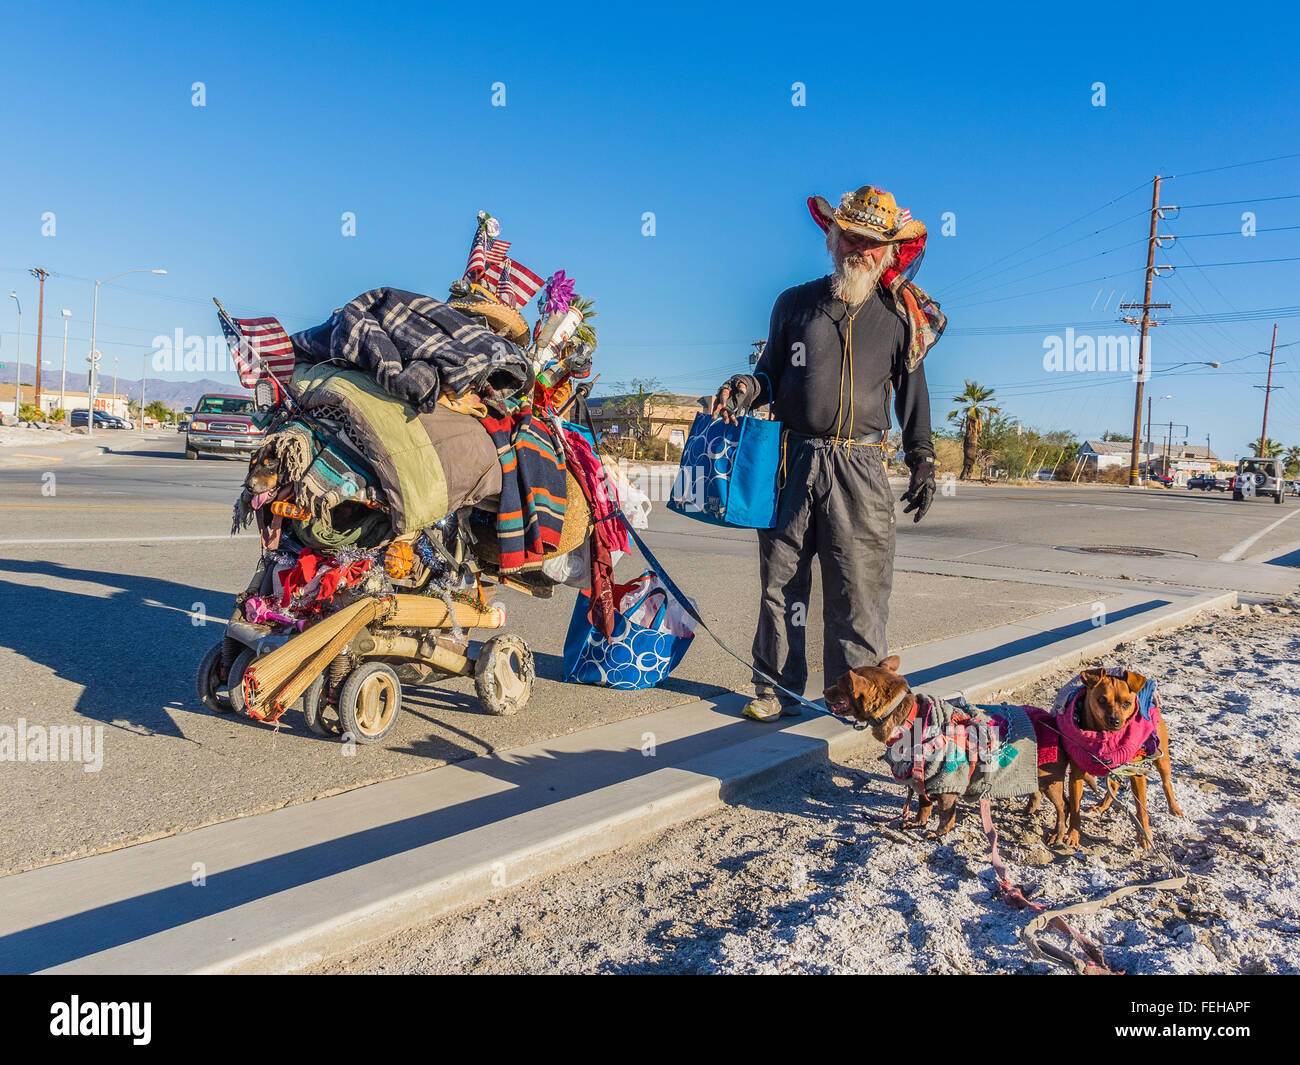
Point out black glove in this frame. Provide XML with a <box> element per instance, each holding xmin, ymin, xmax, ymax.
<box><xmin>901</xmin><ymin>456</ymin><xmax>936</xmax><ymax>523</ymax></box>
<box><xmin>712</xmin><ymin>375</ymin><xmax>756</xmax><ymax>424</ymax></box>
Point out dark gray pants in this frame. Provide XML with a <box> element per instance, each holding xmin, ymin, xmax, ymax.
<box><xmin>752</xmin><ymin>438</ymin><xmax>896</xmax><ymax>702</ymax></box>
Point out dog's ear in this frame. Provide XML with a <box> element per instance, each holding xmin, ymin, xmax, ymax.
<box><xmin>822</xmin><ymin>676</ymin><xmax>848</xmax><ymax>705</ymax></box>
<box><xmin>1122</xmin><ymin>670</ymin><xmax>1148</xmax><ymax>696</ymax></box>
<box><xmin>1080</xmin><ymin>667</ymin><xmax>1106</xmax><ymax>688</ymax></box>
<box><xmin>878</xmin><ymin>654</ymin><xmax>902</xmax><ymax>673</ymax></box>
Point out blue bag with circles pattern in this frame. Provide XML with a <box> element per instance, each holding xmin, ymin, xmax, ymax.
<box><xmin>667</xmin><ymin>374</ymin><xmax>781</xmax><ymax>529</ymax></box>
<box><xmin>563</xmin><ymin>578</ymin><xmax>694</xmax><ymax>690</ymax></box>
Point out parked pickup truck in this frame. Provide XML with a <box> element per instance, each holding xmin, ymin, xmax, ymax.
<box><xmin>1187</xmin><ymin>473</ymin><xmax>1227</xmax><ymax>491</ymax></box>
<box><xmin>184</xmin><ymin>393</ymin><xmax>264</xmax><ymax>459</ymax></box>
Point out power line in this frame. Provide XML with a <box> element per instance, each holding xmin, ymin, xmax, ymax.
<box><xmin>937</xmin><ymin>179</ymin><xmax>1153</xmax><ymax>293</ymax></box>
<box><xmin>1170</xmin><ymin>256</ymin><xmax>1300</xmax><ymax>268</ymax></box>
<box><xmin>1171</xmin><ymin>152</ymin><xmax>1300</xmax><ymax>178</ymax></box>
<box><xmin>940</xmin><ymin>238</ymin><xmax>1147</xmax><ymax>306</ymax></box>
<box><xmin>1177</xmin><ymin>193</ymin><xmax>1300</xmax><ymax>209</ymax></box>
<box><xmin>1174</xmin><ymin>225</ymin><xmax>1300</xmax><ymax>239</ymax></box>
<box><xmin>940</xmin><ymin>209</ymin><xmax>1151</xmax><ymax>299</ymax></box>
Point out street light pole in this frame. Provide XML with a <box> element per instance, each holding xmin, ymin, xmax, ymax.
<box><xmin>30</xmin><ymin>267</ymin><xmax>49</xmax><ymax>413</ymax></box>
<box><xmin>87</xmin><ymin>268</ymin><xmax>166</xmax><ymax>438</ymax></box>
<box><xmin>59</xmin><ymin>309</ymin><xmax>71</xmax><ymax>417</ymax></box>
<box><xmin>1145</xmin><ymin>394</ymin><xmax>1171</xmax><ymax>483</ymax></box>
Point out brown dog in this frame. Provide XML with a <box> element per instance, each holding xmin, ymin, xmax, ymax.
<box><xmin>1041</xmin><ymin>668</ymin><xmax>1183</xmax><ymax>850</ymax></box>
<box><xmin>823</xmin><ymin>656</ymin><xmax>1067</xmax><ymax>839</ymax></box>
<box><xmin>245</xmin><ymin>443</ymin><xmax>281</xmax><ymax>497</ymax></box>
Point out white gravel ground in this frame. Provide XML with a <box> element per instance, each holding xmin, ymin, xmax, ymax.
<box><xmin>315</xmin><ymin>597</ymin><xmax>1300</xmax><ymax>974</ymax></box>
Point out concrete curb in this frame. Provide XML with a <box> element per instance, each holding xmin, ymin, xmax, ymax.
<box><xmin>0</xmin><ymin>589</ymin><xmax>1232</xmax><ymax>974</ymax></box>
<box><xmin>942</xmin><ymin>590</ymin><xmax>1237</xmax><ymax>703</ymax></box>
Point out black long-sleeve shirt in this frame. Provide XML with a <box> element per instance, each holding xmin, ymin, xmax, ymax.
<box><xmin>735</xmin><ymin>276</ymin><xmax>933</xmax><ymax>462</ymax></box>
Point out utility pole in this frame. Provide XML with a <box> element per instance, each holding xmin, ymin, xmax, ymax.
<box><xmin>30</xmin><ymin>268</ymin><xmax>49</xmax><ymax>414</ymax></box>
<box><xmin>1124</xmin><ymin>175</ymin><xmax>1176</xmax><ymax>486</ymax></box>
<box><xmin>1256</xmin><ymin>323</ymin><xmax>1280</xmax><ymax>457</ymax></box>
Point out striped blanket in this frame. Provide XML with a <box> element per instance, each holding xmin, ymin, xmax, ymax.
<box><xmin>481</xmin><ymin>401</ymin><xmax>567</xmax><ymax>572</ymax></box>
<box><xmin>290</xmin><ymin>288</ymin><xmax>533</xmax><ymax>415</ymax></box>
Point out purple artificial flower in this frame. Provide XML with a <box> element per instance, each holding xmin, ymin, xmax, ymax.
<box><xmin>543</xmin><ymin>270</ymin><xmax>576</xmax><ymax>316</ymax></box>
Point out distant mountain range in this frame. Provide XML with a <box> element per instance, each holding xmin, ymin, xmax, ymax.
<box><xmin>1</xmin><ymin>362</ymin><xmax>247</xmax><ymax>411</ymax></box>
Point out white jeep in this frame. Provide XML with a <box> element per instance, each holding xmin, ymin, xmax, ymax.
<box><xmin>1232</xmin><ymin>457</ymin><xmax>1286</xmax><ymax>504</ymax></box>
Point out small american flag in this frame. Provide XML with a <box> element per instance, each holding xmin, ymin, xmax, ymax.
<box><xmin>466</xmin><ymin>226</ymin><xmax>489</xmax><ymax>280</ymax></box>
<box><xmin>465</xmin><ymin>216</ymin><xmax>510</xmax><ymax>281</ymax></box>
<box><xmin>896</xmin><ymin>207</ymin><xmax>912</xmax><ymax>226</ymax></box>
<box><xmin>216</xmin><ymin>302</ymin><xmax>296</xmax><ymax>388</ymax></box>
<box><xmin>487</xmin><ymin>257</ymin><xmax>545</xmax><ymax>309</ymax></box>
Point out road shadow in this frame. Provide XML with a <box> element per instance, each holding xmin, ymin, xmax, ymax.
<box><xmin>0</xmin><ymin>694</ymin><xmax>801</xmax><ymax>972</ymax></box>
<box><xmin>0</xmin><ymin>556</ymin><xmax>238</xmax><ymax>739</ymax></box>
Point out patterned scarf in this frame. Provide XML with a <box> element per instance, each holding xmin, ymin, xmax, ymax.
<box><xmin>880</xmin><ymin>234</ymin><xmax>946</xmax><ymax>372</ymax></box>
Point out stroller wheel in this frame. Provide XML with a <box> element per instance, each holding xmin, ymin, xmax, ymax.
<box><xmin>301</xmin><ymin>672</ymin><xmax>333</xmax><ymax>736</ymax></box>
<box><xmin>227</xmin><ymin>649</ymin><xmax>256</xmax><ymax>717</ymax></box>
<box><xmin>337</xmin><ymin>663</ymin><xmax>403</xmax><ymax>744</ymax></box>
<box><xmin>196</xmin><ymin>640</ymin><xmax>234</xmax><ymax>714</ymax></box>
<box><xmin>474</xmin><ymin>634</ymin><xmax>534</xmax><ymax>716</ymax></box>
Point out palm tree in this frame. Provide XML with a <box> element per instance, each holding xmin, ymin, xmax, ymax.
<box><xmin>948</xmin><ymin>381</ymin><xmax>999</xmax><ymax>479</ymax></box>
<box><xmin>1251</xmin><ymin>437</ymin><xmax>1284</xmax><ymax>458</ymax></box>
<box><xmin>1285</xmin><ymin>445</ymin><xmax>1300</xmax><ymax>479</ymax></box>
<box><xmin>570</xmin><ymin>295</ymin><xmax>597</xmax><ymax>348</ymax></box>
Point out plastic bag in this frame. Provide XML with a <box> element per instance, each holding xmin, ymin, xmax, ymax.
<box><xmin>617</xmin><ymin>572</ymin><xmax>697</xmax><ymax>638</ymax></box>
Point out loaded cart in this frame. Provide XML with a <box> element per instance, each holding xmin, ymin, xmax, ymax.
<box><xmin>196</xmin><ymin>529</ymin><xmax>539</xmax><ymax>743</ymax></box>
<box><xmin>195</xmin><ymin>209</ymin><xmax>617</xmax><ymax>745</ymax></box>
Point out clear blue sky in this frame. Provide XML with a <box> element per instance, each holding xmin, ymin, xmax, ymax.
<box><xmin>2</xmin><ymin>0</ymin><xmax>1298</xmax><ymax>459</ymax></box>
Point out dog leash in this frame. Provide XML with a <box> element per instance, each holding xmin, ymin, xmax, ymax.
<box><xmin>616</xmin><ymin>513</ymin><xmax>844</xmax><ymax>721</ymax></box>
<box><xmin>619</xmin><ymin>511</ymin><xmax>1187</xmax><ymax>972</ymax></box>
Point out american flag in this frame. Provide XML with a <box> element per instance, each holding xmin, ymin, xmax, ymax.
<box><xmin>486</xmin><ymin>257</ymin><xmax>545</xmax><ymax>309</ymax></box>
<box><xmin>896</xmin><ymin>207</ymin><xmax>912</xmax><ymax>226</ymax></box>
<box><xmin>465</xmin><ymin>229</ymin><xmax>511</xmax><ymax>282</ymax></box>
<box><xmin>216</xmin><ymin>303</ymin><xmax>296</xmax><ymax>388</ymax></box>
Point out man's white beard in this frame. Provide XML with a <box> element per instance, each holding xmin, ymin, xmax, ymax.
<box><xmin>828</xmin><ymin>233</ymin><xmax>896</xmax><ymax>305</ymax></box>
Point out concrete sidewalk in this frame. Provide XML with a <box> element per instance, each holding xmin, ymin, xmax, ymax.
<box><xmin>0</xmin><ymin>586</ymin><xmax>1233</xmax><ymax>974</ymax></box>
<box><xmin>897</xmin><ymin>533</ymin><xmax>1297</xmax><ymax>599</ymax></box>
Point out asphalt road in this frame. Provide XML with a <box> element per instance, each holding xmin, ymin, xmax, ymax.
<box><xmin>0</xmin><ymin>433</ymin><xmax>1294</xmax><ymax>873</ymax></box>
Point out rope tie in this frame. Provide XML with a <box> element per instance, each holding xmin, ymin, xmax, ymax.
<box><xmin>833</xmin><ymin>303</ymin><xmax>858</xmax><ymax>450</ymax></box>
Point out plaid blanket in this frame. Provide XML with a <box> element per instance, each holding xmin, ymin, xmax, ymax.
<box><xmin>291</xmin><ymin>288</ymin><xmax>533</xmax><ymax>414</ymax></box>
<box><xmin>481</xmin><ymin>401</ymin><xmax>568</xmax><ymax>572</ymax></box>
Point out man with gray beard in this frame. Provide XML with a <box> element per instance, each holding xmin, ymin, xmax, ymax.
<box><xmin>712</xmin><ymin>185</ymin><xmax>945</xmax><ymax>721</ymax></box>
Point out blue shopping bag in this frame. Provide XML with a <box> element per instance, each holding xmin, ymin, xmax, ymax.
<box><xmin>668</xmin><ymin>375</ymin><xmax>781</xmax><ymax>528</ymax></box>
<box><xmin>563</xmin><ymin>577</ymin><xmax>694</xmax><ymax>690</ymax></box>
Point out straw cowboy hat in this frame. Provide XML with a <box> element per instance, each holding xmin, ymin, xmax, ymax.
<box><xmin>448</xmin><ymin>284</ymin><xmax>531</xmax><ymax>345</ymax></box>
<box><xmin>807</xmin><ymin>185</ymin><xmax>926</xmax><ymax>244</ymax></box>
